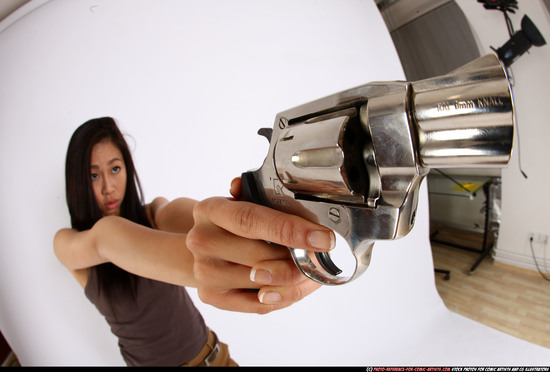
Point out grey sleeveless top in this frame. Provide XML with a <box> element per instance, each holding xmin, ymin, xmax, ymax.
<box><xmin>85</xmin><ymin>267</ymin><xmax>208</xmax><ymax>366</ymax></box>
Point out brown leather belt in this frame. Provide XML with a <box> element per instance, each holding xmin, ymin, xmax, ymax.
<box><xmin>198</xmin><ymin>332</ymin><xmax>220</xmax><ymax>366</ymax></box>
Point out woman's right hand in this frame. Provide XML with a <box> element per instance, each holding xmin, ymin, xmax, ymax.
<box><xmin>186</xmin><ymin>178</ymin><xmax>335</xmax><ymax>314</ymax></box>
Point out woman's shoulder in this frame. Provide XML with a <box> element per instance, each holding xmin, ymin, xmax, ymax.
<box><xmin>146</xmin><ymin>197</ymin><xmax>197</xmax><ymax>233</ymax></box>
<box><xmin>145</xmin><ymin>197</ymin><xmax>169</xmax><ymax>228</ymax></box>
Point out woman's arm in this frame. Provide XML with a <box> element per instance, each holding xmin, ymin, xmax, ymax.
<box><xmin>54</xmin><ymin>197</ymin><xmax>201</xmax><ymax>289</ymax></box>
<box><xmin>54</xmin><ymin>216</ymin><xmax>198</xmax><ymax>288</ymax></box>
<box><xmin>147</xmin><ymin>197</ymin><xmax>197</xmax><ymax>234</ymax></box>
<box><xmin>55</xmin><ymin>186</ymin><xmax>335</xmax><ymax>314</ymax></box>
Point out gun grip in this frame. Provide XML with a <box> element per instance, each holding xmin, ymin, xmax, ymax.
<box><xmin>240</xmin><ymin>171</ymin><xmax>267</xmax><ymax>206</ymax></box>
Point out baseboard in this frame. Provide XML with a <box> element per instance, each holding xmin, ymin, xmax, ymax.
<box><xmin>493</xmin><ymin>260</ymin><xmax>542</xmax><ymax>277</ymax></box>
<box><xmin>493</xmin><ymin>249</ymin><xmax>550</xmax><ymax>274</ymax></box>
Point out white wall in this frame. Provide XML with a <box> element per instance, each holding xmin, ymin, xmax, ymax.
<box><xmin>457</xmin><ymin>0</ymin><xmax>550</xmax><ymax>272</ymax></box>
<box><xmin>0</xmin><ymin>0</ymin><xmax>30</xmax><ymax>21</ymax></box>
<box><xmin>1</xmin><ymin>0</ymin><xmax>549</xmax><ymax>366</ymax></box>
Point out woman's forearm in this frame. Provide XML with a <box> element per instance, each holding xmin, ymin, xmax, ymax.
<box><xmin>95</xmin><ymin>216</ymin><xmax>198</xmax><ymax>288</ymax></box>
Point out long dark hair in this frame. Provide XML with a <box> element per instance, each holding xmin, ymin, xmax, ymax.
<box><xmin>65</xmin><ymin>117</ymin><xmax>150</xmax><ymax>301</ymax></box>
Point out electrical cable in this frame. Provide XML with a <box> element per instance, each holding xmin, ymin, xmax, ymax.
<box><xmin>509</xmin><ymin>85</ymin><xmax>529</xmax><ymax>179</ymax></box>
<box><xmin>504</xmin><ymin>11</ymin><xmax>515</xmax><ymax>37</ymax></box>
<box><xmin>529</xmin><ymin>237</ymin><xmax>550</xmax><ymax>281</ymax></box>
<box><xmin>432</xmin><ymin>169</ymin><xmax>477</xmax><ymax>199</ymax></box>
<box><xmin>478</xmin><ymin>0</ymin><xmax>528</xmax><ymax>179</ymax></box>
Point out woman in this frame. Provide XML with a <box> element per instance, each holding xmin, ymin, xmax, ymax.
<box><xmin>54</xmin><ymin>117</ymin><xmax>335</xmax><ymax>366</ymax></box>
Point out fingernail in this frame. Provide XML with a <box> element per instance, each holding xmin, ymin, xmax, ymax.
<box><xmin>308</xmin><ymin>231</ymin><xmax>336</xmax><ymax>250</ymax></box>
<box><xmin>250</xmin><ymin>268</ymin><xmax>272</xmax><ymax>284</ymax></box>
<box><xmin>259</xmin><ymin>291</ymin><xmax>281</xmax><ymax>304</ymax></box>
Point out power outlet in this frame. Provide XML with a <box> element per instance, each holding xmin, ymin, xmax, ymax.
<box><xmin>530</xmin><ymin>232</ymin><xmax>549</xmax><ymax>244</ymax></box>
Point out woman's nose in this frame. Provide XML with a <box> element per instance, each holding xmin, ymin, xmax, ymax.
<box><xmin>102</xmin><ymin>176</ymin><xmax>114</xmax><ymax>194</ymax></box>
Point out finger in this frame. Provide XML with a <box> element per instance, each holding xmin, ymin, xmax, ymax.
<box><xmin>194</xmin><ymin>197</ymin><xmax>335</xmax><ymax>252</ymax></box>
<box><xmin>257</xmin><ymin>279</ymin><xmax>322</xmax><ymax>306</ymax></box>
<box><xmin>197</xmin><ymin>287</ymin><xmax>288</xmax><ymax>315</ymax></box>
<box><xmin>187</xmin><ymin>223</ymin><xmax>290</xmax><ymax>266</ymax></box>
<box><xmin>230</xmin><ymin>177</ymin><xmax>242</xmax><ymax>200</ymax></box>
<box><xmin>193</xmin><ymin>256</ymin><xmax>261</xmax><ymax>290</ymax></box>
<box><xmin>249</xmin><ymin>259</ymin><xmax>304</xmax><ymax>286</ymax></box>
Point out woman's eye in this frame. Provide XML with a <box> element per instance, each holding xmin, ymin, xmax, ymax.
<box><xmin>112</xmin><ymin>166</ymin><xmax>121</xmax><ymax>174</ymax></box>
<box><xmin>91</xmin><ymin>173</ymin><xmax>99</xmax><ymax>180</ymax></box>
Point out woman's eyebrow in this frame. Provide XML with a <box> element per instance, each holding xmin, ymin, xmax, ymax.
<box><xmin>90</xmin><ymin>157</ymin><xmax>122</xmax><ymax>169</ymax></box>
<box><xmin>107</xmin><ymin>157</ymin><xmax>123</xmax><ymax>164</ymax></box>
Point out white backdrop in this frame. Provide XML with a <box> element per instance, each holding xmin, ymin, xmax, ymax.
<box><xmin>1</xmin><ymin>0</ymin><xmax>549</xmax><ymax>366</ymax></box>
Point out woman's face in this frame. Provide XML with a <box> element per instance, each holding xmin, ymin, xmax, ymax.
<box><xmin>90</xmin><ymin>139</ymin><xmax>127</xmax><ymax>217</ymax></box>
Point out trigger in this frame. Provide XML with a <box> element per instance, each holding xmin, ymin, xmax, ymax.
<box><xmin>315</xmin><ymin>252</ymin><xmax>343</xmax><ymax>276</ymax></box>
<box><xmin>257</xmin><ymin>128</ymin><xmax>273</xmax><ymax>143</ymax></box>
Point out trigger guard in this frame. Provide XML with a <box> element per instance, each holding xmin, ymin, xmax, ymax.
<box><xmin>289</xmin><ymin>244</ymin><xmax>372</xmax><ymax>285</ymax></box>
<box><xmin>315</xmin><ymin>251</ymin><xmax>343</xmax><ymax>276</ymax></box>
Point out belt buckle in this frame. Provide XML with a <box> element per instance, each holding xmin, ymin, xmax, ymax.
<box><xmin>200</xmin><ymin>333</ymin><xmax>220</xmax><ymax>366</ymax></box>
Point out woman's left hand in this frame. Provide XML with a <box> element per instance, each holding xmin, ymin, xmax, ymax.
<box><xmin>186</xmin><ymin>178</ymin><xmax>333</xmax><ymax>314</ymax></box>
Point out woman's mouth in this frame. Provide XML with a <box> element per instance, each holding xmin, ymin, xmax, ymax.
<box><xmin>106</xmin><ymin>201</ymin><xmax>119</xmax><ymax>210</ymax></box>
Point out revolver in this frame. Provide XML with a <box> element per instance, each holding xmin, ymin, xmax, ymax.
<box><xmin>240</xmin><ymin>54</ymin><xmax>514</xmax><ymax>285</ymax></box>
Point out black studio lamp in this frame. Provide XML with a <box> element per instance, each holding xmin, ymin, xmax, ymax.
<box><xmin>494</xmin><ymin>15</ymin><xmax>546</xmax><ymax>67</ymax></box>
<box><xmin>478</xmin><ymin>0</ymin><xmax>547</xmax><ymax>67</ymax></box>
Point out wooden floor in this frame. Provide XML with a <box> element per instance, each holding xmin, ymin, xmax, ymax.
<box><xmin>432</xmin><ymin>237</ymin><xmax>550</xmax><ymax>349</ymax></box>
